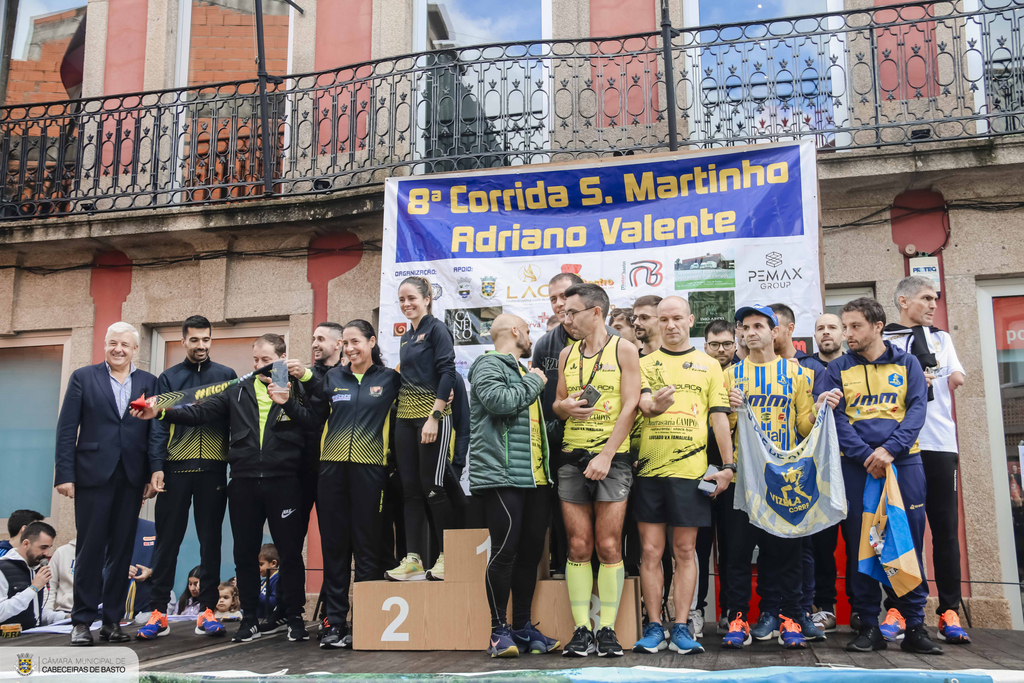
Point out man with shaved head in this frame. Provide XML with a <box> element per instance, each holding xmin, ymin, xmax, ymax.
<box><xmin>632</xmin><ymin>296</ymin><xmax>734</xmax><ymax>655</ymax></box>
<box><xmin>469</xmin><ymin>314</ymin><xmax>559</xmax><ymax>657</ymax></box>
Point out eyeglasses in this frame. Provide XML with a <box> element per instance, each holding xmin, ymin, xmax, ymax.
<box><xmin>564</xmin><ymin>305</ymin><xmax>598</xmax><ymax>320</ymax></box>
<box><xmin>707</xmin><ymin>341</ymin><xmax>736</xmax><ymax>351</ymax></box>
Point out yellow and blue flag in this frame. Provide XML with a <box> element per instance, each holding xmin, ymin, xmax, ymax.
<box><xmin>858</xmin><ymin>465</ymin><xmax>923</xmax><ymax>597</ymax></box>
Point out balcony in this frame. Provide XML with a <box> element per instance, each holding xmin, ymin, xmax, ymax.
<box><xmin>1</xmin><ymin>0</ymin><xmax>1022</xmax><ymax>220</ymax></box>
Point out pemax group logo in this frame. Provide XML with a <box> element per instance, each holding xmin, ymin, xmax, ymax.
<box><xmin>622</xmin><ymin>260</ymin><xmax>663</xmax><ymax>289</ymax></box>
<box><xmin>748</xmin><ymin>251</ymin><xmax>803</xmax><ymax>290</ymax></box>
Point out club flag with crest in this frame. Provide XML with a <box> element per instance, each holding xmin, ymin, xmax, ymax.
<box><xmin>735</xmin><ymin>402</ymin><xmax>847</xmax><ymax>538</ymax></box>
<box><xmin>857</xmin><ymin>465</ymin><xmax>923</xmax><ymax>597</ymax></box>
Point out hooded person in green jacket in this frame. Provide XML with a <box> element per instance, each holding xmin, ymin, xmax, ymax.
<box><xmin>468</xmin><ymin>314</ymin><xmax>560</xmax><ymax>658</ymax></box>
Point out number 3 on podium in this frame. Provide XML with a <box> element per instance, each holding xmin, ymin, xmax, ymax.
<box><xmin>381</xmin><ymin>597</ymin><xmax>410</xmax><ymax>642</ymax></box>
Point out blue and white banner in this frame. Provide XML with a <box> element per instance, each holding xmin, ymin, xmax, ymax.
<box><xmin>380</xmin><ymin>141</ymin><xmax>821</xmax><ymax>375</ymax></box>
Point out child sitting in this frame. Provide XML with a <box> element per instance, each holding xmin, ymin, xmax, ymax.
<box><xmin>258</xmin><ymin>544</ymin><xmax>280</xmax><ymax>622</ymax></box>
<box><xmin>215</xmin><ymin>581</ymin><xmax>242</xmax><ymax>621</ymax></box>
<box><xmin>169</xmin><ymin>566</ymin><xmax>202</xmax><ymax>617</ymax></box>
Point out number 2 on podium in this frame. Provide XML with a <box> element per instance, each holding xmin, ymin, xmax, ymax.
<box><xmin>381</xmin><ymin>597</ymin><xmax>409</xmax><ymax>641</ymax></box>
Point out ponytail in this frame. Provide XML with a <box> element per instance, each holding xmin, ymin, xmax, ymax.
<box><xmin>344</xmin><ymin>319</ymin><xmax>384</xmax><ymax>366</ymax></box>
<box><xmin>399</xmin><ymin>276</ymin><xmax>433</xmax><ymax>315</ymax></box>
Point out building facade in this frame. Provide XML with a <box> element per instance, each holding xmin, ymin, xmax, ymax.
<box><xmin>1</xmin><ymin>0</ymin><xmax>1023</xmax><ymax>628</ymax></box>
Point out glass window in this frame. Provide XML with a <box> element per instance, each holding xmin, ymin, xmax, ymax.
<box><xmin>825</xmin><ymin>285</ymin><xmax>875</xmax><ymax>317</ymax></box>
<box><xmin>0</xmin><ymin>344</ymin><xmax>63</xmax><ymax>517</ymax></box>
<box><xmin>1</xmin><ymin>0</ymin><xmax>86</xmax><ymax>106</ymax></box>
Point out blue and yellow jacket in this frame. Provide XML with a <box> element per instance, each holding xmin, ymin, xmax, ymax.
<box><xmin>824</xmin><ymin>342</ymin><xmax>927</xmax><ymax>465</ymax></box>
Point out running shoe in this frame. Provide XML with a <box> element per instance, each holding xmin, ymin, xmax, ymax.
<box><xmin>135</xmin><ymin>610</ymin><xmax>169</xmax><ymax>640</ymax></box>
<box><xmin>633</xmin><ymin>621</ymin><xmax>668</xmax><ymax>653</ymax></box>
<box><xmin>778</xmin><ymin>616</ymin><xmax>806</xmax><ymax>649</ymax></box>
<box><xmin>879</xmin><ymin>608</ymin><xmax>906</xmax><ymax>642</ymax></box>
<box><xmin>426</xmin><ymin>552</ymin><xmax>445</xmax><ymax>581</ymax></box>
<box><xmin>595</xmin><ymin>626</ymin><xmax>624</xmax><ymax>657</ymax></box>
<box><xmin>846</xmin><ymin>625</ymin><xmax>886</xmax><ymax>652</ymax></box>
<box><xmin>717</xmin><ymin>614</ymin><xmax>729</xmax><ymax>634</ymax></box>
<box><xmin>259</xmin><ymin>611</ymin><xmax>288</xmax><ymax>635</ymax></box>
<box><xmin>751</xmin><ymin>611</ymin><xmax>780</xmax><ymax>641</ymax></box>
<box><xmin>811</xmin><ymin>607</ymin><xmax>837</xmax><ymax>633</ymax></box>
<box><xmin>511</xmin><ymin>621</ymin><xmax>560</xmax><ymax>654</ymax></box>
<box><xmin>797</xmin><ymin>613</ymin><xmax>826</xmax><ymax>642</ymax></box>
<box><xmin>687</xmin><ymin>609</ymin><xmax>705</xmax><ymax>639</ymax></box>
<box><xmin>232</xmin><ymin>618</ymin><xmax>261</xmax><ymax>643</ymax></box>
<box><xmin>722</xmin><ymin>613</ymin><xmax>751</xmax><ymax>649</ymax></box>
<box><xmin>320</xmin><ymin>624</ymin><xmax>351</xmax><ymax>649</ymax></box>
<box><xmin>937</xmin><ymin>610</ymin><xmax>970</xmax><ymax>643</ymax></box>
<box><xmin>849</xmin><ymin>611</ymin><xmax>862</xmax><ymax>631</ymax></box>
<box><xmin>487</xmin><ymin>626</ymin><xmax>520</xmax><ymax>658</ymax></box>
<box><xmin>901</xmin><ymin>623</ymin><xmax>943</xmax><ymax>655</ymax></box>
<box><xmin>562</xmin><ymin>626</ymin><xmax>595</xmax><ymax>657</ymax></box>
<box><xmin>287</xmin><ymin>619</ymin><xmax>309</xmax><ymax>642</ymax></box>
<box><xmin>386</xmin><ymin>553</ymin><xmax>426</xmax><ymax>581</ymax></box>
<box><xmin>669</xmin><ymin>623</ymin><xmax>704</xmax><ymax>654</ymax></box>
<box><xmin>195</xmin><ymin>609</ymin><xmax>225</xmax><ymax>637</ymax></box>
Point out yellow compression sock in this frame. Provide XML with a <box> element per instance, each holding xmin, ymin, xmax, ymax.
<box><xmin>598</xmin><ymin>561</ymin><xmax>624</xmax><ymax>628</ymax></box>
<box><xmin>565</xmin><ymin>560</ymin><xmax>593</xmax><ymax>629</ymax></box>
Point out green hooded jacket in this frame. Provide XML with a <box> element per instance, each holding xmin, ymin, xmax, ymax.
<box><xmin>468</xmin><ymin>351</ymin><xmax>549</xmax><ymax>492</ymax></box>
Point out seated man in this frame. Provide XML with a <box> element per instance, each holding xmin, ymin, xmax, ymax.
<box><xmin>0</xmin><ymin>522</ymin><xmax>66</xmax><ymax>630</ymax></box>
<box><xmin>0</xmin><ymin>510</ymin><xmax>44</xmax><ymax>557</ymax></box>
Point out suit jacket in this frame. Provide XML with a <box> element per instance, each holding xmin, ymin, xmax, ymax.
<box><xmin>162</xmin><ymin>376</ymin><xmax>307</xmax><ymax>478</ymax></box>
<box><xmin>54</xmin><ymin>362</ymin><xmax>159</xmax><ymax>488</ymax></box>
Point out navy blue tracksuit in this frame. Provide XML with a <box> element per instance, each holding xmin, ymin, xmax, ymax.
<box><xmin>824</xmin><ymin>342</ymin><xmax>929</xmax><ymax>628</ymax></box>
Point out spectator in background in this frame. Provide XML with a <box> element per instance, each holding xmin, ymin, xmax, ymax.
<box><xmin>169</xmin><ymin>566</ymin><xmax>203</xmax><ymax>617</ymax></box>
<box><xmin>215</xmin><ymin>581</ymin><xmax>242</xmax><ymax>621</ymax></box>
<box><xmin>0</xmin><ymin>522</ymin><xmax>64</xmax><ymax>631</ymax></box>
<box><xmin>0</xmin><ymin>510</ymin><xmax>45</xmax><ymax>556</ymax></box>
<box><xmin>546</xmin><ymin>316</ymin><xmax>560</xmax><ymax>332</ymax></box>
<box><xmin>609</xmin><ymin>308</ymin><xmax>638</xmax><ymax>347</ymax></box>
<box><xmin>258</xmin><ymin>544</ymin><xmax>279</xmax><ymax>622</ymax></box>
<box><xmin>45</xmin><ymin>538</ymin><xmax>76</xmax><ymax>614</ymax></box>
<box><xmin>54</xmin><ymin>321</ymin><xmax>160</xmax><ymax>646</ymax></box>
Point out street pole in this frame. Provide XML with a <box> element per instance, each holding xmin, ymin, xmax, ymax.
<box><xmin>660</xmin><ymin>0</ymin><xmax>678</xmax><ymax>152</ymax></box>
<box><xmin>254</xmin><ymin>0</ymin><xmax>275</xmax><ymax>195</ymax></box>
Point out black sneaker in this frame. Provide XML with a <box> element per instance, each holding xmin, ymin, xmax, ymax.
<box><xmin>562</xmin><ymin>626</ymin><xmax>595</xmax><ymax>657</ymax></box>
<box><xmin>232</xmin><ymin>618</ymin><xmax>261</xmax><ymax>643</ymax></box>
<box><xmin>901</xmin><ymin>623</ymin><xmax>943</xmax><ymax>655</ymax></box>
<box><xmin>259</xmin><ymin>612</ymin><xmax>288</xmax><ymax>635</ymax></box>
<box><xmin>595</xmin><ymin>627</ymin><xmax>624</xmax><ymax>657</ymax></box>
<box><xmin>287</xmin><ymin>619</ymin><xmax>310</xmax><ymax>642</ymax></box>
<box><xmin>850</xmin><ymin>612</ymin><xmax>862</xmax><ymax>631</ymax></box>
<box><xmin>846</xmin><ymin>625</ymin><xmax>886</xmax><ymax>652</ymax></box>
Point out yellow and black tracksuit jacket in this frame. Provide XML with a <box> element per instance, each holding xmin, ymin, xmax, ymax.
<box><xmin>149</xmin><ymin>358</ymin><xmax>237</xmax><ymax>473</ymax></box>
<box><xmin>397</xmin><ymin>314</ymin><xmax>457</xmax><ymax>420</ymax></box>
<box><xmin>283</xmin><ymin>363</ymin><xmax>402</xmax><ymax>467</ymax></box>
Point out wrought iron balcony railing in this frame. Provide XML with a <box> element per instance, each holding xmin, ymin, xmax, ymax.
<box><xmin>1</xmin><ymin>0</ymin><xmax>1023</xmax><ymax>220</ymax></box>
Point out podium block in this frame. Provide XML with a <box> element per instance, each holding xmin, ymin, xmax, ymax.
<box><xmin>443</xmin><ymin>528</ymin><xmax>491</xmax><ymax>583</ymax></box>
<box><xmin>353</xmin><ymin>580</ymin><xmax>490</xmax><ymax>650</ymax></box>
<box><xmin>526</xmin><ymin>578</ymin><xmax>641</xmax><ymax>648</ymax></box>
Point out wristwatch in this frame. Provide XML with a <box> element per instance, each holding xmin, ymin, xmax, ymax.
<box><xmin>721</xmin><ymin>462</ymin><xmax>737</xmax><ymax>472</ymax></box>
<box><xmin>430</xmin><ymin>410</ymin><xmax>443</xmax><ymax>421</ymax></box>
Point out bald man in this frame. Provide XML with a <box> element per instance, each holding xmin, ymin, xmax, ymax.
<box><xmin>468</xmin><ymin>314</ymin><xmax>560</xmax><ymax>657</ymax></box>
<box><xmin>633</xmin><ymin>297</ymin><xmax>734</xmax><ymax>655</ymax></box>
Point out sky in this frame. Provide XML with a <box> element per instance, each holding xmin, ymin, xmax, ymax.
<box><xmin>440</xmin><ymin>0</ymin><xmax>543</xmax><ymax>47</ymax></box>
<box><xmin>696</xmin><ymin>0</ymin><xmax>829</xmax><ymax>26</ymax></box>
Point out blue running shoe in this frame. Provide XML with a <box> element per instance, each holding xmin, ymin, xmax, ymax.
<box><xmin>669</xmin><ymin>623</ymin><xmax>704</xmax><ymax>654</ymax></box>
<box><xmin>633</xmin><ymin>622</ymin><xmax>668</xmax><ymax>653</ymax></box>
<box><xmin>879</xmin><ymin>608</ymin><xmax>906</xmax><ymax>642</ymax></box>
<box><xmin>751</xmin><ymin>612</ymin><xmax>780</xmax><ymax>641</ymax></box>
<box><xmin>797</xmin><ymin>613</ymin><xmax>826</xmax><ymax>642</ymax></box>
<box><xmin>487</xmin><ymin>626</ymin><xmax>519</xmax><ymax>658</ymax></box>
<box><xmin>937</xmin><ymin>610</ymin><xmax>970</xmax><ymax>644</ymax></box>
<box><xmin>778</xmin><ymin>617</ymin><xmax>806</xmax><ymax>649</ymax></box>
<box><xmin>721</xmin><ymin>613</ymin><xmax>751</xmax><ymax>649</ymax></box>
<box><xmin>511</xmin><ymin>621</ymin><xmax>560</xmax><ymax>654</ymax></box>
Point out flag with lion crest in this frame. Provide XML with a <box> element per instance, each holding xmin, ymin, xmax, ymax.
<box><xmin>735</xmin><ymin>403</ymin><xmax>847</xmax><ymax>537</ymax></box>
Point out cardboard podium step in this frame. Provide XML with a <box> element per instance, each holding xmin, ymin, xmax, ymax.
<box><xmin>353</xmin><ymin>580</ymin><xmax>490</xmax><ymax>650</ymax></box>
<box><xmin>442</xmin><ymin>528</ymin><xmax>491</xmax><ymax>583</ymax></box>
<box><xmin>527</xmin><ymin>578</ymin><xmax>641</xmax><ymax>649</ymax></box>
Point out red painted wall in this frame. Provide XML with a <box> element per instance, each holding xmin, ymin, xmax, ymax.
<box><xmin>874</xmin><ymin>1</ymin><xmax>939</xmax><ymax>101</ymax></box>
<box><xmin>314</xmin><ymin>0</ymin><xmax>373</xmax><ymax>72</ymax></box>
<box><xmin>304</xmin><ymin>232</ymin><xmax>363</xmax><ymax>592</ymax></box>
<box><xmin>589</xmin><ymin>0</ymin><xmax>659</xmax><ymax>129</ymax></box>
<box><xmin>90</xmin><ymin>251</ymin><xmax>134</xmax><ymax>364</ymax></box>
<box><xmin>104</xmin><ymin>0</ymin><xmax>148</xmax><ymax>95</ymax></box>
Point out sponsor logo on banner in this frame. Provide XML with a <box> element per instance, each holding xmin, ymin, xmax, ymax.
<box><xmin>675</xmin><ymin>253</ymin><xmax>735</xmax><ymax>290</ymax></box>
<box><xmin>748</xmin><ymin>251</ymin><xmax>803</xmax><ymax>290</ymax></box>
<box><xmin>393</xmin><ymin>322</ymin><xmax>408</xmax><ymax>336</ymax></box>
<box><xmin>622</xmin><ymin>260</ymin><xmax>663</xmax><ymax>289</ymax></box>
<box><xmin>457</xmin><ymin>278</ymin><xmax>472</xmax><ymax>299</ymax></box>
<box><xmin>445</xmin><ymin>307</ymin><xmax>503</xmax><ymax>346</ymax></box>
<box><xmin>431</xmin><ymin>283</ymin><xmax>443</xmax><ymax>300</ymax></box>
<box><xmin>518</xmin><ymin>264</ymin><xmax>541</xmax><ymax>282</ymax></box>
<box><xmin>17</xmin><ymin>654</ymin><xmax>32</xmax><ymax>676</ymax></box>
<box><xmin>481</xmin><ymin>276</ymin><xmax>497</xmax><ymax>298</ymax></box>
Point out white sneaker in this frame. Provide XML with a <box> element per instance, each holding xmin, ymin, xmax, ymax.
<box><xmin>811</xmin><ymin>609</ymin><xmax>837</xmax><ymax>633</ymax></box>
<box><xmin>687</xmin><ymin>609</ymin><xmax>705</xmax><ymax>639</ymax></box>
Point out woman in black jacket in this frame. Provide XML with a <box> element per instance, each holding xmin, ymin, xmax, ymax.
<box><xmin>271</xmin><ymin>319</ymin><xmax>401</xmax><ymax>649</ymax></box>
<box><xmin>386</xmin><ymin>276</ymin><xmax>458</xmax><ymax>582</ymax></box>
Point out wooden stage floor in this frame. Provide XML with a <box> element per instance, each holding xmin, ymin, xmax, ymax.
<box><xmin>6</xmin><ymin>624</ymin><xmax>1024</xmax><ymax>676</ymax></box>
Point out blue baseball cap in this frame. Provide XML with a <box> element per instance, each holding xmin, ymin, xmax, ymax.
<box><xmin>735</xmin><ymin>305</ymin><xmax>778</xmax><ymax>328</ymax></box>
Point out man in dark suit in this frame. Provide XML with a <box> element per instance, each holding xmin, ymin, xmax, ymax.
<box><xmin>54</xmin><ymin>322</ymin><xmax>159</xmax><ymax>646</ymax></box>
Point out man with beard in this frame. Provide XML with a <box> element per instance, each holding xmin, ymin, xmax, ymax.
<box><xmin>0</xmin><ymin>522</ymin><xmax>65</xmax><ymax>630</ymax></box>
<box><xmin>632</xmin><ymin>295</ymin><xmax>663</xmax><ymax>358</ymax></box>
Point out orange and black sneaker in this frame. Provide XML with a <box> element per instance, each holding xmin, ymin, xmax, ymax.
<box><xmin>722</xmin><ymin>613</ymin><xmax>751</xmax><ymax>649</ymax></box>
<box><xmin>880</xmin><ymin>608</ymin><xmax>906</xmax><ymax>641</ymax></box>
<box><xmin>778</xmin><ymin>616</ymin><xmax>807</xmax><ymax>649</ymax></box>
<box><xmin>937</xmin><ymin>610</ymin><xmax>970</xmax><ymax>643</ymax></box>
<box><xmin>195</xmin><ymin>609</ymin><xmax>226</xmax><ymax>637</ymax></box>
<box><xmin>136</xmin><ymin>609</ymin><xmax>169</xmax><ymax>640</ymax></box>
